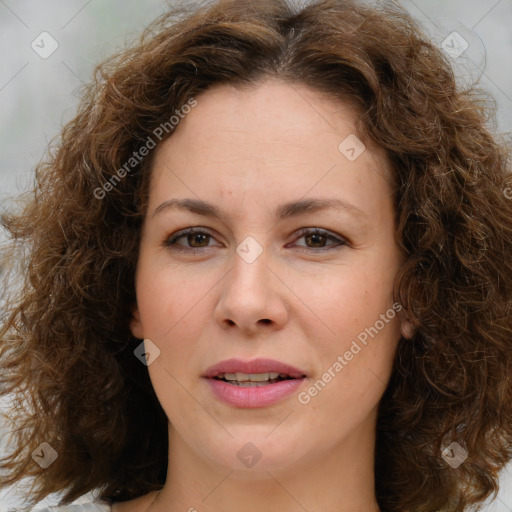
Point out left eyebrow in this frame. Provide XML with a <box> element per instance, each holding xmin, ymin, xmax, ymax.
<box><xmin>152</xmin><ymin>197</ymin><xmax>369</xmax><ymax>223</ymax></box>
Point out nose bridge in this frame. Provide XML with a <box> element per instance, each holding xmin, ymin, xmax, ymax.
<box><xmin>215</xmin><ymin>234</ymin><xmax>288</xmax><ymax>331</ymax></box>
<box><xmin>229</xmin><ymin>234</ymin><xmax>270</xmax><ymax>295</ymax></box>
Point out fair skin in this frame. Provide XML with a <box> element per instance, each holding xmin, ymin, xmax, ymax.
<box><xmin>116</xmin><ymin>78</ymin><xmax>412</xmax><ymax>512</ymax></box>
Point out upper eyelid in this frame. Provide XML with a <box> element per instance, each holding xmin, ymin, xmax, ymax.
<box><xmin>167</xmin><ymin>227</ymin><xmax>220</xmax><ymax>244</ymax></box>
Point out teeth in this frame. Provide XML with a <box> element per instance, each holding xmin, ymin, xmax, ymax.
<box><xmin>222</xmin><ymin>372</ymin><xmax>282</xmax><ymax>382</ymax></box>
<box><xmin>233</xmin><ymin>381</ymin><xmax>277</xmax><ymax>387</ymax></box>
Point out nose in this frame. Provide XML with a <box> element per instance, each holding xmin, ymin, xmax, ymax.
<box><xmin>213</xmin><ymin>243</ymin><xmax>289</xmax><ymax>335</ymax></box>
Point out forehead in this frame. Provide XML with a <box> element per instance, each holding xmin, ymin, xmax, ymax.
<box><xmin>148</xmin><ymin>79</ymin><xmax>394</xmax><ymax>220</ymax></box>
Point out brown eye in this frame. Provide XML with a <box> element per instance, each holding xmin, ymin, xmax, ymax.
<box><xmin>305</xmin><ymin>231</ymin><xmax>327</xmax><ymax>248</ymax></box>
<box><xmin>293</xmin><ymin>228</ymin><xmax>347</xmax><ymax>251</ymax></box>
<box><xmin>164</xmin><ymin>228</ymin><xmax>219</xmax><ymax>252</ymax></box>
<box><xmin>186</xmin><ymin>232</ymin><xmax>210</xmax><ymax>247</ymax></box>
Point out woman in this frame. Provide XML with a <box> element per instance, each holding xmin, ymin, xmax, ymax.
<box><xmin>1</xmin><ymin>0</ymin><xmax>511</xmax><ymax>511</ymax></box>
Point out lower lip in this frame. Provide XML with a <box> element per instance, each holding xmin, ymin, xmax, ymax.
<box><xmin>205</xmin><ymin>378</ymin><xmax>306</xmax><ymax>408</ymax></box>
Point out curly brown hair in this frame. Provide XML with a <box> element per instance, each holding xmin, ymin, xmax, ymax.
<box><xmin>1</xmin><ymin>0</ymin><xmax>512</xmax><ymax>511</ymax></box>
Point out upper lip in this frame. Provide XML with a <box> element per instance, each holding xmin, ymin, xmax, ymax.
<box><xmin>202</xmin><ymin>358</ymin><xmax>307</xmax><ymax>379</ymax></box>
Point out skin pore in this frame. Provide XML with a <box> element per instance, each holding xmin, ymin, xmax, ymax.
<box><xmin>118</xmin><ymin>78</ymin><xmax>412</xmax><ymax>512</ymax></box>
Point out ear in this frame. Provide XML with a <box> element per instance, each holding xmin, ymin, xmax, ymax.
<box><xmin>130</xmin><ymin>303</ymin><xmax>144</xmax><ymax>339</ymax></box>
<box><xmin>400</xmin><ymin>317</ymin><xmax>415</xmax><ymax>339</ymax></box>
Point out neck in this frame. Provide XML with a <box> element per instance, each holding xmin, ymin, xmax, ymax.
<box><xmin>149</xmin><ymin>412</ymin><xmax>381</xmax><ymax>512</ymax></box>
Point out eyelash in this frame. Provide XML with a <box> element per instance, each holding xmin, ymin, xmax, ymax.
<box><xmin>163</xmin><ymin>227</ymin><xmax>348</xmax><ymax>253</ymax></box>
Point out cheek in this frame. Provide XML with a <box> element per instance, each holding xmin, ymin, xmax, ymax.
<box><xmin>315</xmin><ymin>260</ymin><xmax>398</xmax><ymax>340</ymax></box>
<box><xmin>300</xmin><ymin>312</ymin><xmax>400</xmax><ymax>438</ymax></box>
<box><xmin>135</xmin><ymin>267</ymin><xmax>211</xmax><ymax>406</ymax></box>
<box><xmin>135</xmin><ymin>253</ymin><xmax>214</xmax><ymax>338</ymax></box>
<box><xmin>134</xmin><ymin>258</ymin><xmax>223</xmax><ymax>385</ymax></box>
<box><xmin>305</xmin><ymin>261</ymin><xmax>401</xmax><ymax>404</ymax></box>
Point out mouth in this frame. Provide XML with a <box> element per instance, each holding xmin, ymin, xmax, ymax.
<box><xmin>212</xmin><ymin>371</ymin><xmax>301</xmax><ymax>387</ymax></box>
<box><xmin>203</xmin><ymin>359</ymin><xmax>308</xmax><ymax>408</ymax></box>
<box><xmin>203</xmin><ymin>357</ymin><xmax>308</xmax><ymax>382</ymax></box>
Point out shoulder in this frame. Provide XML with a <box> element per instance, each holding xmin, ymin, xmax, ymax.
<box><xmin>31</xmin><ymin>503</ymin><xmax>111</xmax><ymax>512</ymax></box>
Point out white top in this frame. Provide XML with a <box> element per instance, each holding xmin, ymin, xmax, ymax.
<box><xmin>32</xmin><ymin>503</ymin><xmax>112</xmax><ymax>512</ymax></box>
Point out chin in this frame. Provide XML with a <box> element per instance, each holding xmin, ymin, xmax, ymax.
<box><xmin>197</xmin><ymin>432</ymin><xmax>309</xmax><ymax>475</ymax></box>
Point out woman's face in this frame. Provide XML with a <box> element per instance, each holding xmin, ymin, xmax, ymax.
<box><xmin>130</xmin><ymin>79</ymin><xmax>408</xmax><ymax>475</ymax></box>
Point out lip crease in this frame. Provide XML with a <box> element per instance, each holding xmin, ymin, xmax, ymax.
<box><xmin>202</xmin><ymin>357</ymin><xmax>308</xmax><ymax>379</ymax></box>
